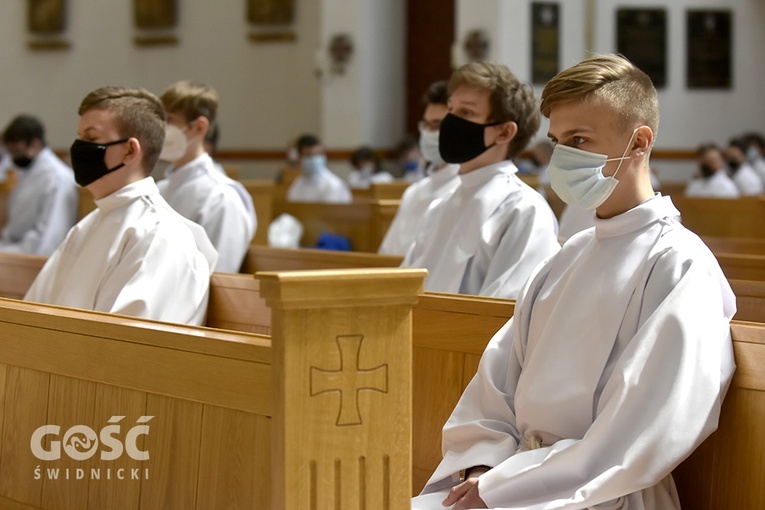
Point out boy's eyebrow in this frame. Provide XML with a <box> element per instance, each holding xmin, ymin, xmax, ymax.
<box><xmin>547</xmin><ymin>126</ymin><xmax>595</xmax><ymax>139</ymax></box>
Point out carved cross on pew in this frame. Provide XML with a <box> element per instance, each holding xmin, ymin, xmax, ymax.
<box><xmin>310</xmin><ymin>334</ymin><xmax>388</xmax><ymax>426</ymax></box>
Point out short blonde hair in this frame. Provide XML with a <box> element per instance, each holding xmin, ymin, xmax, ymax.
<box><xmin>160</xmin><ymin>80</ymin><xmax>219</xmax><ymax>124</ymax></box>
<box><xmin>448</xmin><ymin>61</ymin><xmax>540</xmax><ymax>158</ymax></box>
<box><xmin>78</xmin><ymin>86</ymin><xmax>166</xmax><ymax>174</ymax></box>
<box><xmin>540</xmin><ymin>54</ymin><xmax>659</xmax><ymax>135</ymax></box>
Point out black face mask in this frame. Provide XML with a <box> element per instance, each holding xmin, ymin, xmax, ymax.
<box><xmin>438</xmin><ymin>113</ymin><xmax>504</xmax><ymax>164</ymax></box>
<box><xmin>727</xmin><ymin>160</ymin><xmax>741</xmax><ymax>173</ymax></box>
<box><xmin>12</xmin><ymin>156</ymin><xmax>33</xmax><ymax>169</ymax></box>
<box><xmin>70</xmin><ymin>138</ymin><xmax>129</xmax><ymax>187</ymax></box>
<box><xmin>700</xmin><ymin>164</ymin><xmax>716</xmax><ymax>179</ymax></box>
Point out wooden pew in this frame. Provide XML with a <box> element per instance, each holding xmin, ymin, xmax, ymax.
<box><xmin>0</xmin><ymin>170</ymin><xmax>18</xmax><ymax>231</ymax></box>
<box><xmin>241</xmin><ymin>245</ymin><xmax>403</xmax><ymax>274</ymax></box>
<box><xmin>371</xmin><ymin>181</ymin><xmax>410</xmax><ymax>200</ymax></box>
<box><xmin>672</xmin><ymin>320</ymin><xmax>765</xmax><ymax>509</ymax></box>
<box><xmin>271</xmin><ymin>198</ymin><xmax>400</xmax><ymax>252</ymax></box>
<box><xmin>0</xmin><ymin>267</ymin><xmax>425</xmax><ymax>510</ymax></box>
<box><xmin>3</xmin><ymin>253</ymin><xmax>764</xmax><ymax>507</ymax></box>
<box><xmin>240</xmin><ymin>179</ymin><xmax>275</xmax><ymax>245</ymax></box>
<box><xmin>716</xmin><ymin>252</ymin><xmax>765</xmax><ymax>281</ymax></box>
<box><xmin>0</xmin><ymin>252</ymin><xmax>46</xmax><ymax>300</ymax></box>
<box><xmin>673</xmin><ymin>195</ymin><xmax>765</xmax><ymax>238</ymax></box>
<box><xmin>411</xmin><ymin>292</ymin><xmax>514</xmax><ymax>491</ymax></box>
<box><xmin>730</xmin><ymin>279</ymin><xmax>765</xmax><ymax>323</ymax></box>
<box><xmin>702</xmin><ymin>236</ymin><xmax>765</xmax><ymax>256</ymax></box>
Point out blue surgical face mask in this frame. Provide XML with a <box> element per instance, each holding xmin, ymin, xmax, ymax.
<box><xmin>301</xmin><ymin>154</ymin><xmax>326</xmax><ymax>177</ymax></box>
<box><xmin>747</xmin><ymin>146</ymin><xmax>760</xmax><ymax>163</ymax></box>
<box><xmin>547</xmin><ymin>128</ymin><xmax>638</xmax><ymax>210</ymax></box>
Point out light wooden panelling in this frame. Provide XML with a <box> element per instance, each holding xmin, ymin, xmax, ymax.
<box><xmin>0</xmin><ymin>367</ymin><xmax>50</xmax><ymax>507</ymax></box>
<box><xmin>41</xmin><ymin>375</ymin><xmax>97</xmax><ymax>510</ymax></box>
<box><xmin>139</xmin><ymin>394</ymin><xmax>203</xmax><ymax>510</ymax></box>
<box><xmin>86</xmin><ymin>385</ymin><xmax>147</xmax><ymax>510</ymax></box>
<box><xmin>196</xmin><ymin>406</ymin><xmax>271</xmax><ymax>509</ymax></box>
<box><xmin>412</xmin><ymin>347</ymin><xmax>465</xmax><ymax>488</ymax></box>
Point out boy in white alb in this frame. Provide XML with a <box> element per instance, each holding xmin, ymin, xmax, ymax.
<box><xmin>286</xmin><ymin>134</ymin><xmax>352</xmax><ymax>204</ymax></box>
<box><xmin>157</xmin><ymin>81</ymin><xmax>256</xmax><ymax>273</ymax></box>
<box><xmin>25</xmin><ymin>87</ymin><xmax>217</xmax><ymax>325</ymax></box>
<box><xmin>402</xmin><ymin>62</ymin><xmax>559</xmax><ymax>299</ymax></box>
<box><xmin>0</xmin><ymin>115</ymin><xmax>78</xmax><ymax>256</ymax></box>
<box><xmin>379</xmin><ymin>80</ymin><xmax>460</xmax><ymax>257</ymax></box>
<box><xmin>685</xmin><ymin>144</ymin><xmax>740</xmax><ymax>199</ymax></box>
<box><xmin>413</xmin><ymin>54</ymin><xmax>735</xmax><ymax>510</ymax></box>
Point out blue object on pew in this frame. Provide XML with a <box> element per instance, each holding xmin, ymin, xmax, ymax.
<box><xmin>315</xmin><ymin>231</ymin><xmax>352</xmax><ymax>251</ymax></box>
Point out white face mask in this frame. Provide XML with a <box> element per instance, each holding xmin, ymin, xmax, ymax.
<box><xmin>159</xmin><ymin>124</ymin><xmax>189</xmax><ymax>162</ymax></box>
<box><xmin>547</xmin><ymin>129</ymin><xmax>638</xmax><ymax>210</ymax></box>
<box><xmin>301</xmin><ymin>154</ymin><xmax>326</xmax><ymax>177</ymax></box>
<box><xmin>419</xmin><ymin>129</ymin><xmax>444</xmax><ymax>166</ymax></box>
<box><xmin>747</xmin><ymin>146</ymin><xmax>760</xmax><ymax>163</ymax></box>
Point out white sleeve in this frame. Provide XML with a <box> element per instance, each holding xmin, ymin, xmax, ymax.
<box><xmin>475</xmin><ymin>255</ymin><xmax>735</xmax><ymax>509</ymax></box>
<box><xmin>327</xmin><ymin>179</ymin><xmax>352</xmax><ymax>204</ymax></box>
<box><xmin>94</xmin><ymin>224</ymin><xmax>212</xmax><ymax>326</ymax></box>
<box><xmin>378</xmin><ymin>185</ymin><xmax>417</xmax><ymax>255</ymax></box>
<box><xmin>197</xmin><ymin>189</ymin><xmax>253</xmax><ymax>273</ymax></box>
<box><xmin>21</xmin><ymin>174</ymin><xmax>78</xmax><ymax>256</ymax></box>
<box><xmin>478</xmin><ymin>200</ymin><xmax>559</xmax><ymax>299</ymax></box>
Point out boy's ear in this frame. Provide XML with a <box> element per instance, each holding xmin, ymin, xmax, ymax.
<box><xmin>191</xmin><ymin>116</ymin><xmax>210</xmax><ymax>137</ymax></box>
<box><xmin>123</xmin><ymin>137</ymin><xmax>142</xmax><ymax>165</ymax></box>
<box><xmin>495</xmin><ymin>121</ymin><xmax>518</xmax><ymax>145</ymax></box>
<box><xmin>633</xmin><ymin>126</ymin><xmax>654</xmax><ymax>156</ymax></box>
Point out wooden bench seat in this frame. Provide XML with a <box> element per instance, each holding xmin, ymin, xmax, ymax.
<box><xmin>673</xmin><ymin>196</ymin><xmax>765</xmax><ymax>238</ymax></box>
<box><xmin>702</xmin><ymin>236</ymin><xmax>765</xmax><ymax>256</ymax></box>
<box><xmin>1</xmin><ymin>252</ymin><xmax>763</xmax><ymax>508</ymax></box>
<box><xmin>241</xmin><ymin>245</ymin><xmax>402</xmax><ymax>273</ymax></box>
<box><xmin>0</xmin><ymin>268</ymin><xmax>425</xmax><ymax>509</ymax></box>
<box><xmin>716</xmin><ymin>252</ymin><xmax>765</xmax><ymax>281</ymax></box>
<box><xmin>271</xmin><ymin>198</ymin><xmax>399</xmax><ymax>252</ymax></box>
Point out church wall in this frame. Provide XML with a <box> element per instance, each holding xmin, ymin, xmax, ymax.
<box><xmin>0</xmin><ymin>0</ymin><xmax>323</xmax><ymax>157</ymax></box>
<box><xmin>0</xmin><ymin>1</ymin><xmax>762</xmax><ymax>182</ymax></box>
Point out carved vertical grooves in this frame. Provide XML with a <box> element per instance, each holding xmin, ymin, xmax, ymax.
<box><xmin>335</xmin><ymin>458</ymin><xmax>342</xmax><ymax>510</ymax></box>
<box><xmin>310</xmin><ymin>460</ymin><xmax>317</xmax><ymax>510</ymax></box>
<box><xmin>383</xmin><ymin>454</ymin><xmax>390</xmax><ymax>510</ymax></box>
<box><xmin>359</xmin><ymin>456</ymin><xmax>367</xmax><ymax>510</ymax></box>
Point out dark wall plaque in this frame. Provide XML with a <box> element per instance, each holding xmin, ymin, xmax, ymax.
<box><xmin>28</xmin><ymin>0</ymin><xmax>66</xmax><ymax>34</ymax></box>
<box><xmin>616</xmin><ymin>9</ymin><xmax>667</xmax><ymax>88</ymax></box>
<box><xmin>248</xmin><ymin>0</ymin><xmax>295</xmax><ymax>25</ymax></box>
<box><xmin>687</xmin><ymin>10</ymin><xmax>732</xmax><ymax>89</ymax></box>
<box><xmin>531</xmin><ymin>2</ymin><xmax>559</xmax><ymax>85</ymax></box>
<box><xmin>134</xmin><ymin>0</ymin><xmax>177</xmax><ymax>30</ymax></box>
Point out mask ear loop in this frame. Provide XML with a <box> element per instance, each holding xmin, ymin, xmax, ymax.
<box><xmin>606</xmin><ymin>127</ymin><xmax>640</xmax><ymax>180</ymax></box>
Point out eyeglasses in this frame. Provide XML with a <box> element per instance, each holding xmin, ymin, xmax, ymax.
<box><xmin>418</xmin><ymin>120</ymin><xmax>441</xmax><ymax>133</ymax></box>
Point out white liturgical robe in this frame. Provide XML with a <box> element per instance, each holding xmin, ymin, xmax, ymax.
<box><xmin>684</xmin><ymin>170</ymin><xmax>740</xmax><ymax>198</ymax></box>
<box><xmin>286</xmin><ymin>166</ymin><xmax>352</xmax><ymax>204</ymax></box>
<box><xmin>402</xmin><ymin>161</ymin><xmax>559</xmax><ymax>298</ymax></box>
<box><xmin>25</xmin><ymin>178</ymin><xmax>217</xmax><ymax>326</ymax></box>
<box><xmin>158</xmin><ymin>153</ymin><xmax>256</xmax><ymax>273</ymax></box>
<box><xmin>0</xmin><ymin>147</ymin><xmax>78</xmax><ymax>256</ymax></box>
<box><xmin>557</xmin><ymin>203</ymin><xmax>595</xmax><ymax>244</ymax></box>
<box><xmin>348</xmin><ymin>167</ymin><xmax>395</xmax><ymax>189</ymax></box>
<box><xmin>730</xmin><ymin>162</ymin><xmax>764</xmax><ymax>195</ymax></box>
<box><xmin>752</xmin><ymin>157</ymin><xmax>765</xmax><ymax>186</ymax></box>
<box><xmin>378</xmin><ymin>163</ymin><xmax>460</xmax><ymax>256</ymax></box>
<box><xmin>413</xmin><ymin>195</ymin><xmax>735</xmax><ymax>510</ymax></box>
